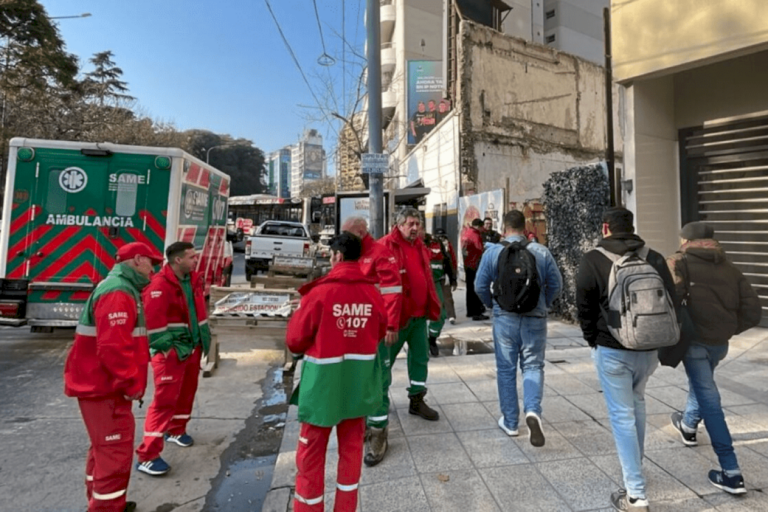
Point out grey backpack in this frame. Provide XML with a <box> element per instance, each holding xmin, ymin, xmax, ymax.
<box><xmin>597</xmin><ymin>247</ymin><xmax>679</xmax><ymax>350</ymax></box>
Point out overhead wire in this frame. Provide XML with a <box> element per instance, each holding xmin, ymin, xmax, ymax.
<box><xmin>263</xmin><ymin>0</ymin><xmax>338</xmax><ymax>140</ymax></box>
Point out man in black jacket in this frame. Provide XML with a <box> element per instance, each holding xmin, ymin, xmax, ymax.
<box><xmin>666</xmin><ymin>222</ymin><xmax>761</xmax><ymax>496</ymax></box>
<box><xmin>576</xmin><ymin>208</ymin><xmax>676</xmax><ymax>512</ymax></box>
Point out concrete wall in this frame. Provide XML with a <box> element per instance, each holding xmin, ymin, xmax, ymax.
<box><xmin>458</xmin><ymin>20</ymin><xmax>621</xmax><ymax>195</ymax></box>
<box><xmin>611</xmin><ymin>0</ymin><xmax>768</xmax><ymax>82</ymax></box>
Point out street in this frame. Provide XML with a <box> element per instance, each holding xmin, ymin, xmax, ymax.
<box><xmin>0</xmin><ymin>318</ymin><xmax>289</xmax><ymax>512</ymax></box>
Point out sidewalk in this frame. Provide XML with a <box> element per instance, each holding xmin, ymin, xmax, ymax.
<box><xmin>264</xmin><ymin>310</ymin><xmax>768</xmax><ymax>511</ymax></box>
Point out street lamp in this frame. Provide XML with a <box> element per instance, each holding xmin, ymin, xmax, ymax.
<box><xmin>205</xmin><ymin>144</ymin><xmax>234</xmax><ymax>164</ymax></box>
<box><xmin>50</xmin><ymin>13</ymin><xmax>92</xmax><ymax>20</ymax></box>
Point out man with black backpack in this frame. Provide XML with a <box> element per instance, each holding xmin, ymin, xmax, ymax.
<box><xmin>475</xmin><ymin>210</ymin><xmax>562</xmax><ymax>448</ymax></box>
<box><xmin>576</xmin><ymin>208</ymin><xmax>678</xmax><ymax>512</ymax></box>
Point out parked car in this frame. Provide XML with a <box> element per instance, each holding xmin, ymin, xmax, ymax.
<box><xmin>244</xmin><ymin>220</ymin><xmax>317</xmax><ymax>281</ymax></box>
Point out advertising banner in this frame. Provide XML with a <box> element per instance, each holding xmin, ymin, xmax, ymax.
<box><xmin>336</xmin><ymin>193</ymin><xmax>390</xmax><ymax>234</ymax></box>
<box><xmin>457</xmin><ymin>189</ymin><xmax>504</xmax><ymax>272</ymax></box>
<box><xmin>407</xmin><ymin>60</ymin><xmax>452</xmax><ymax>145</ymax></box>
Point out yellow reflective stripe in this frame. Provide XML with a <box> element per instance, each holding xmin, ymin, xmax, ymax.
<box><xmin>368</xmin><ymin>415</ymin><xmax>388</xmax><ymax>422</ymax></box>
<box><xmin>85</xmin><ymin>475</ymin><xmax>94</xmax><ymax>482</ymax></box>
<box><xmin>299</xmin><ymin>436</ymin><xmax>309</xmax><ymax>444</ymax></box>
<box><xmin>410</xmin><ymin>380</ymin><xmax>426</xmax><ymax>386</ymax></box>
<box><xmin>172</xmin><ymin>414</ymin><xmax>190</xmax><ymax>419</ymax></box>
<box><xmin>144</xmin><ymin>431</ymin><xmax>164</xmax><ymax>438</ymax></box>
<box><xmin>132</xmin><ymin>327</ymin><xmax>146</xmax><ymax>337</ymax></box>
<box><xmin>295</xmin><ymin>493</ymin><xmax>324</xmax><ymax>505</ymax></box>
<box><xmin>380</xmin><ymin>286</ymin><xmax>403</xmax><ymax>294</ymax></box>
<box><xmin>168</xmin><ymin>323</ymin><xmax>187</xmax><ymax>328</ymax></box>
<box><xmin>93</xmin><ymin>489</ymin><xmax>126</xmax><ymax>500</ymax></box>
<box><xmin>147</xmin><ymin>327</ymin><xmax>167</xmax><ymax>335</ymax></box>
<box><xmin>337</xmin><ymin>482</ymin><xmax>359</xmax><ymax>492</ymax></box>
<box><xmin>198</xmin><ymin>319</ymin><xmax>208</xmax><ymax>326</ymax></box>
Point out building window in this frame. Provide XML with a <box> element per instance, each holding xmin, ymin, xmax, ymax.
<box><xmin>545</xmin><ymin>9</ymin><xmax>555</xmax><ymax>19</ymax></box>
<box><xmin>545</xmin><ymin>34</ymin><xmax>556</xmax><ymax>44</ymax></box>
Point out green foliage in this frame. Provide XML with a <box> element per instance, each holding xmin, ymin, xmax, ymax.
<box><xmin>0</xmin><ymin>1</ymin><xmax>267</xmax><ymax>200</ymax></box>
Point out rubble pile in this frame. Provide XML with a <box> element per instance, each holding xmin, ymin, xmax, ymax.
<box><xmin>542</xmin><ymin>163</ymin><xmax>610</xmax><ymax>322</ymax></box>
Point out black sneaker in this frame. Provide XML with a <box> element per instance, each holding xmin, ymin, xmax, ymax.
<box><xmin>124</xmin><ymin>502</ymin><xmax>137</xmax><ymax>512</ymax></box>
<box><xmin>472</xmin><ymin>315</ymin><xmax>490</xmax><ymax>321</ymax></box>
<box><xmin>709</xmin><ymin>469</ymin><xmax>747</xmax><ymax>495</ymax></box>
<box><xmin>670</xmin><ymin>412</ymin><xmax>697</xmax><ymax>446</ymax></box>
<box><xmin>525</xmin><ymin>412</ymin><xmax>545</xmax><ymax>447</ymax></box>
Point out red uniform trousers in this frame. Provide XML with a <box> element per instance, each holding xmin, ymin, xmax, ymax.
<box><xmin>78</xmin><ymin>396</ymin><xmax>135</xmax><ymax>512</ymax></box>
<box><xmin>136</xmin><ymin>346</ymin><xmax>202</xmax><ymax>461</ymax></box>
<box><xmin>294</xmin><ymin>417</ymin><xmax>366</xmax><ymax>512</ymax></box>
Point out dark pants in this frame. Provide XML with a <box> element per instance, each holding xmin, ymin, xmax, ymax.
<box><xmin>465</xmin><ymin>267</ymin><xmax>485</xmax><ymax>317</ymax></box>
<box><xmin>441</xmin><ymin>282</ymin><xmax>456</xmax><ymax>319</ymax></box>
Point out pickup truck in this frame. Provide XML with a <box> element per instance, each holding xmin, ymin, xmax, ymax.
<box><xmin>244</xmin><ymin>221</ymin><xmax>316</xmax><ymax>280</ymax></box>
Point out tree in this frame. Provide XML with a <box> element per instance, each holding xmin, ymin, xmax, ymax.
<box><xmin>300</xmin><ymin>177</ymin><xmax>336</xmax><ymax>198</ymax></box>
<box><xmin>183</xmin><ymin>129</ymin><xmax>268</xmax><ymax>196</ymax></box>
<box><xmin>0</xmin><ymin>0</ymin><xmax>79</xmax><ymax>189</ymax></box>
<box><xmin>82</xmin><ymin>51</ymin><xmax>133</xmax><ymax>107</ymax></box>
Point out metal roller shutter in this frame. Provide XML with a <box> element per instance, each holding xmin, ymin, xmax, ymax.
<box><xmin>680</xmin><ymin>112</ymin><xmax>768</xmax><ymax>326</ymax></box>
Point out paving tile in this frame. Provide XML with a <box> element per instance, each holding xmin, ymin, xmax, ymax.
<box><xmin>453</xmin><ymin>363</ymin><xmax>497</xmax><ymax>382</ymax></box>
<box><xmin>396</xmin><ymin>406</ymin><xmax>452</xmax><ymax>436</ymax></box>
<box><xmin>322</xmin><ymin>489</ymin><xmax>362</xmax><ymax>512</ymax></box>
<box><xmin>441</xmin><ymin>402</ymin><xmax>497</xmax><ymax>432</ymax></box>
<box><xmin>541</xmin><ymin>395</ymin><xmax>594</xmax><ymax>424</ymax></box>
<box><xmin>726</xmin><ymin>403</ymin><xmax>768</xmax><ymax>426</ymax></box>
<box><xmin>546</xmin><ymin>374</ymin><xmax>597</xmax><ymax>396</ymax></box>
<box><xmin>360</xmin><ymin>436</ymin><xmax>418</xmax><ymax>487</ymax></box>
<box><xmin>644</xmin><ymin>395</ymin><xmax>676</xmax><ymax>415</ymax></box>
<box><xmin>650</xmin><ymin>497</ymin><xmax>719</xmax><ymax>512</ymax></box>
<box><xmin>512</xmin><ymin>427</ymin><xmax>583</xmax><ymax>462</ymax></box>
<box><xmin>554</xmin><ymin>420</ymin><xmax>617</xmax><ymax>456</ymax></box>
<box><xmin>479</xmin><ymin>464</ymin><xmax>571</xmax><ymax>512</ymax></box>
<box><xmin>704</xmin><ymin>490</ymin><xmax>768</xmax><ymax>511</ymax></box>
<box><xmin>645</xmin><ymin>385</ymin><xmax>690</xmax><ymax>409</ymax></box>
<box><xmin>482</xmin><ymin>400</ymin><xmax>502</xmax><ymax>421</ymax></box>
<box><xmin>407</xmin><ymin>432</ymin><xmax>474</xmax><ymax>474</ymax></box>
<box><xmin>464</xmin><ymin>378</ymin><xmax>499</xmax><ymax>402</ymax></box>
<box><xmin>589</xmin><ymin>454</ymin><xmax>698</xmax><ymax>502</ymax></box>
<box><xmin>426</xmin><ymin>363</ymin><xmax>462</xmax><ymax>384</ymax></box>
<box><xmin>427</xmin><ymin>382</ymin><xmax>478</xmax><ymax>404</ymax></box>
<box><xmin>457</xmin><ymin>428</ymin><xmax>530</xmax><ymax>467</ymax></box>
<box><xmin>358</xmin><ymin>476</ymin><xmax>430</xmax><ymax>512</ymax></box>
<box><xmin>420</xmin><ymin>469</ymin><xmax>501</xmax><ymax>512</ymax></box>
<box><xmin>652</xmin><ymin>367</ymin><xmax>690</xmax><ymax>387</ymax></box>
<box><xmin>537</xmin><ymin>457</ymin><xmax>617</xmax><ymax>511</ymax></box>
<box><xmin>699</xmin><ymin>444</ymin><xmax>768</xmax><ymax>490</ymax></box>
<box><xmin>719</xmin><ymin>387</ymin><xmax>757</xmax><ymax>407</ymax></box>
<box><xmin>565</xmin><ymin>393</ymin><xmax>610</xmax><ymax>420</ymax></box>
<box><xmin>550</xmin><ymin>359</ymin><xmax>595</xmax><ymax>376</ymax></box>
<box><xmin>645</xmin><ymin>447</ymin><xmax>723</xmax><ymax>496</ymax></box>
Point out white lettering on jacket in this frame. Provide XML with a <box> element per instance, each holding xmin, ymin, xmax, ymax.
<box><xmin>105</xmin><ymin>434</ymin><xmax>121</xmax><ymax>441</ymax></box>
<box><xmin>332</xmin><ymin>304</ymin><xmax>373</xmax><ymax>317</ymax></box>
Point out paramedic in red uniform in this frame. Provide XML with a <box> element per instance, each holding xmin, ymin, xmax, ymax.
<box><xmin>287</xmin><ymin>232</ymin><xmax>387</xmax><ymax>511</ymax></box>
<box><xmin>135</xmin><ymin>241</ymin><xmax>212</xmax><ymax>476</ymax></box>
<box><xmin>64</xmin><ymin>242</ymin><xmax>162</xmax><ymax>512</ymax></box>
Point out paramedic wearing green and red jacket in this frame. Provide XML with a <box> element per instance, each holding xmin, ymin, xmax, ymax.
<box><xmin>64</xmin><ymin>242</ymin><xmax>162</xmax><ymax>512</ymax></box>
<box><xmin>287</xmin><ymin>233</ymin><xmax>387</xmax><ymax>512</ymax></box>
<box><xmin>135</xmin><ymin>242</ymin><xmax>211</xmax><ymax>477</ymax></box>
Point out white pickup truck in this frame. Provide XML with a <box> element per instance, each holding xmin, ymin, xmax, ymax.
<box><xmin>244</xmin><ymin>220</ymin><xmax>317</xmax><ymax>280</ymax></box>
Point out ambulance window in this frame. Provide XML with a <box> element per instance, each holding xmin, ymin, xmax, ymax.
<box><xmin>46</xmin><ymin>170</ymin><xmax>67</xmax><ymax>214</ymax></box>
<box><xmin>115</xmin><ymin>173</ymin><xmax>138</xmax><ymax>217</ymax></box>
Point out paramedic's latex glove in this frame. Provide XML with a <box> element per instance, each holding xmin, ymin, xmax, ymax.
<box><xmin>385</xmin><ymin>330</ymin><xmax>398</xmax><ymax>346</ymax></box>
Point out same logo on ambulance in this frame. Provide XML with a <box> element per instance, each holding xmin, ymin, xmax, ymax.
<box><xmin>59</xmin><ymin>167</ymin><xmax>88</xmax><ymax>193</ymax></box>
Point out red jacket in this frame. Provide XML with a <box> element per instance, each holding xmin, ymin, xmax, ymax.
<box><xmin>142</xmin><ymin>265</ymin><xmax>211</xmax><ymax>359</ymax></box>
<box><xmin>357</xmin><ymin>233</ymin><xmax>402</xmax><ymax>331</ymax></box>
<box><xmin>460</xmin><ymin>227</ymin><xmax>484</xmax><ymax>270</ymax></box>
<box><xmin>64</xmin><ymin>264</ymin><xmax>150</xmax><ymax>399</ymax></box>
<box><xmin>381</xmin><ymin>227</ymin><xmax>442</xmax><ymax>327</ymax></box>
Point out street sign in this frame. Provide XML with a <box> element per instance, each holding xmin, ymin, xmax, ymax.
<box><xmin>361</xmin><ymin>153</ymin><xmax>389</xmax><ymax>174</ymax></box>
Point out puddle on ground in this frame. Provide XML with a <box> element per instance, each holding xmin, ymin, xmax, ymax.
<box><xmin>205</xmin><ymin>455</ymin><xmax>276</xmax><ymax>512</ymax></box>
<box><xmin>437</xmin><ymin>336</ymin><xmax>494</xmax><ymax>356</ymax></box>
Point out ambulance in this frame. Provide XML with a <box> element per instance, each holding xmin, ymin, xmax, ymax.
<box><xmin>0</xmin><ymin>138</ymin><xmax>233</xmax><ymax>330</ymax></box>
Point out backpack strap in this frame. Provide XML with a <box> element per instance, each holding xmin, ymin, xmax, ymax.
<box><xmin>595</xmin><ymin>246</ymin><xmax>620</xmax><ymax>262</ymax></box>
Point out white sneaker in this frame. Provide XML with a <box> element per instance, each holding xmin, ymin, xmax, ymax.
<box><xmin>498</xmin><ymin>416</ymin><xmax>518</xmax><ymax>436</ymax></box>
<box><xmin>448</xmin><ymin>317</ymin><xmax>455</xmax><ymax>325</ymax></box>
<box><xmin>525</xmin><ymin>412</ymin><xmax>545</xmax><ymax>447</ymax></box>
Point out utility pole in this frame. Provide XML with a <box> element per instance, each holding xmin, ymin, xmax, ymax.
<box><xmin>603</xmin><ymin>7</ymin><xmax>619</xmax><ymax>207</ymax></box>
<box><xmin>366</xmin><ymin>0</ymin><xmax>384</xmax><ymax>239</ymax></box>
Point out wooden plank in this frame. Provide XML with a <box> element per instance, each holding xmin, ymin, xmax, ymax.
<box><xmin>202</xmin><ymin>334</ymin><xmax>219</xmax><ymax>378</ymax></box>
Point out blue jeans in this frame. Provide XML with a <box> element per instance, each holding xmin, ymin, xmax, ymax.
<box><xmin>493</xmin><ymin>313</ymin><xmax>547</xmax><ymax>431</ymax></box>
<box><xmin>593</xmin><ymin>346</ymin><xmax>659</xmax><ymax>500</ymax></box>
<box><xmin>682</xmin><ymin>342</ymin><xmax>739</xmax><ymax>473</ymax></box>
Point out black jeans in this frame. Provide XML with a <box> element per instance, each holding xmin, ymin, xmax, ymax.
<box><xmin>465</xmin><ymin>267</ymin><xmax>485</xmax><ymax>317</ymax></box>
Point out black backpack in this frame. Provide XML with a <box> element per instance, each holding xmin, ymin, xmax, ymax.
<box><xmin>493</xmin><ymin>240</ymin><xmax>541</xmax><ymax>314</ymax></box>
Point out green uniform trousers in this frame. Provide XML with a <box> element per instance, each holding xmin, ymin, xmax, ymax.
<box><xmin>367</xmin><ymin>317</ymin><xmax>429</xmax><ymax>428</ymax></box>
<box><xmin>428</xmin><ymin>280</ymin><xmax>447</xmax><ymax>338</ymax></box>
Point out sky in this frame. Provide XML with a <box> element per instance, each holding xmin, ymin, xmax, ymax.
<box><xmin>40</xmin><ymin>0</ymin><xmax>368</xmax><ymax>173</ymax></box>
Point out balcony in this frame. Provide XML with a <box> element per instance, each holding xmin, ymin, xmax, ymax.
<box><xmin>381</xmin><ymin>0</ymin><xmax>395</xmax><ymax>43</ymax></box>
<box><xmin>382</xmin><ymin>87</ymin><xmax>397</xmax><ymax>122</ymax></box>
<box><xmin>381</xmin><ymin>42</ymin><xmax>395</xmax><ymax>73</ymax></box>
